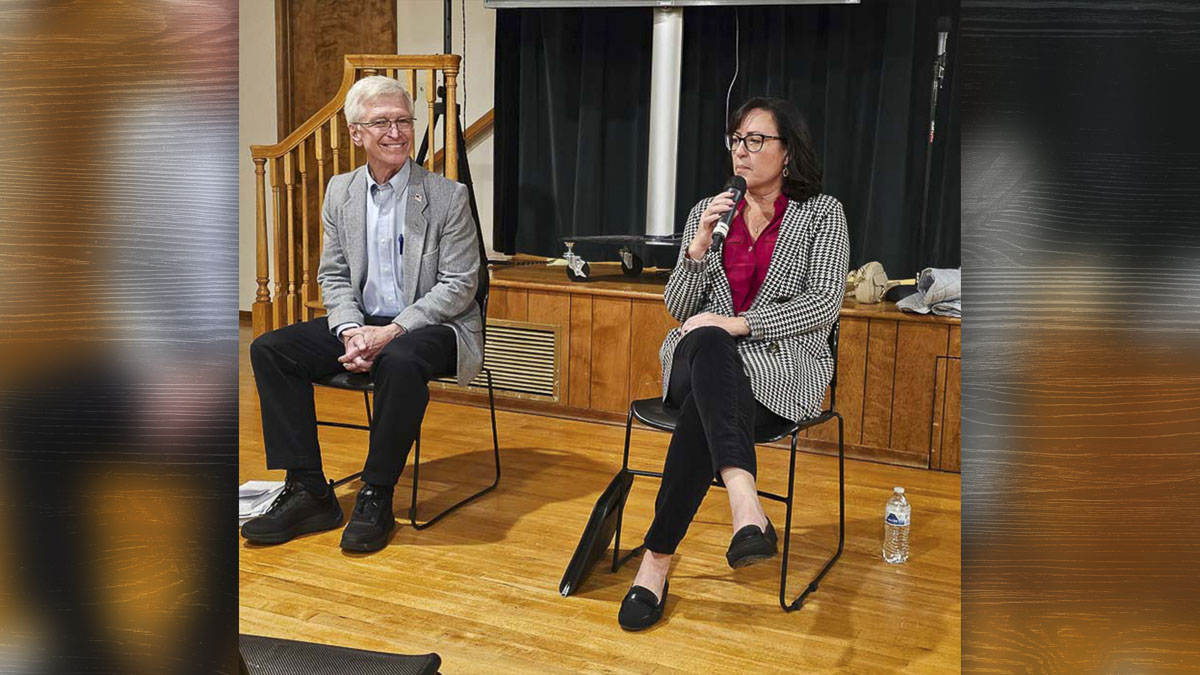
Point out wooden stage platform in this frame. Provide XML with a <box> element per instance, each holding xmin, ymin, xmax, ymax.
<box><xmin>473</xmin><ymin>263</ymin><xmax>961</xmax><ymax>473</ymax></box>
<box><xmin>239</xmin><ymin>322</ymin><xmax>961</xmax><ymax>673</ymax></box>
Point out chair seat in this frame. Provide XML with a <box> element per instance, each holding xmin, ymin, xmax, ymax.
<box><xmin>315</xmin><ymin>371</ymin><xmax>374</xmax><ymax>391</ymax></box>
<box><xmin>630</xmin><ymin>397</ymin><xmax>805</xmax><ymax>444</ymax></box>
<box><xmin>315</xmin><ymin>367</ymin><xmax>466</xmax><ymax>392</ymax></box>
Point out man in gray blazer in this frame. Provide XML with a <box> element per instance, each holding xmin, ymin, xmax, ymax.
<box><xmin>242</xmin><ymin>76</ymin><xmax>483</xmax><ymax>552</ymax></box>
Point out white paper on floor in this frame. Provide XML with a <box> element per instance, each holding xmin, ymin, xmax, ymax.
<box><xmin>239</xmin><ymin>480</ymin><xmax>285</xmax><ymax>526</ymax></box>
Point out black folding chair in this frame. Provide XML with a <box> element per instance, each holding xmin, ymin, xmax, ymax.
<box><xmin>611</xmin><ymin>322</ymin><xmax>845</xmax><ymax>612</ymax></box>
<box><xmin>313</xmin><ymin>222</ymin><xmax>499</xmax><ymax>530</ymax></box>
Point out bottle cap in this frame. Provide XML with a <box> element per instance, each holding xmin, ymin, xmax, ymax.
<box><xmin>894</xmin><ymin>487</ymin><xmax>904</xmax><ymax>494</ymax></box>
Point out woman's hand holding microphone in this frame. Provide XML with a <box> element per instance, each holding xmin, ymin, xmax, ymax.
<box><xmin>687</xmin><ymin>190</ymin><xmax>738</xmax><ymax>261</ymax></box>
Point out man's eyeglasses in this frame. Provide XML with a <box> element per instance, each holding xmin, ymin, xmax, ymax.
<box><xmin>726</xmin><ymin>133</ymin><xmax>784</xmax><ymax>153</ymax></box>
<box><xmin>355</xmin><ymin>117</ymin><xmax>416</xmax><ymax>133</ymax></box>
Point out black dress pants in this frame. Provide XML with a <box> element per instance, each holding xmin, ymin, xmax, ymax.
<box><xmin>249</xmin><ymin>316</ymin><xmax>457</xmax><ymax>487</ymax></box>
<box><xmin>642</xmin><ymin>326</ymin><xmax>789</xmax><ymax>555</ymax></box>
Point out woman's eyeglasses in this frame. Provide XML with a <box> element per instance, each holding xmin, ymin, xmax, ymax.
<box><xmin>726</xmin><ymin>133</ymin><xmax>784</xmax><ymax>153</ymax></box>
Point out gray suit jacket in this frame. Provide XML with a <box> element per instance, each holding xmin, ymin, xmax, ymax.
<box><xmin>316</xmin><ymin>162</ymin><xmax>484</xmax><ymax>386</ymax></box>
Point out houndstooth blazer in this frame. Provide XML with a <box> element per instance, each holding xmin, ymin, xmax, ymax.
<box><xmin>659</xmin><ymin>193</ymin><xmax>849</xmax><ymax>422</ymax></box>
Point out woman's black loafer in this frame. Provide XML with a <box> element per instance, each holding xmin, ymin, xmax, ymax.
<box><xmin>726</xmin><ymin>519</ymin><xmax>779</xmax><ymax>569</ymax></box>
<box><xmin>618</xmin><ymin>580</ymin><xmax>668</xmax><ymax>631</ymax></box>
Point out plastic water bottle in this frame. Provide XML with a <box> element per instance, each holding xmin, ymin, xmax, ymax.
<box><xmin>882</xmin><ymin>487</ymin><xmax>910</xmax><ymax>564</ymax></box>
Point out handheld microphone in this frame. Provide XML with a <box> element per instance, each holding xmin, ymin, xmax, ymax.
<box><xmin>936</xmin><ymin>16</ymin><xmax>951</xmax><ymax>58</ymax></box>
<box><xmin>934</xmin><ymin>17</ymin><xmax>951</xmax><ymax>94</ymax></box>
<box><xmin>711</xmin><ymin>175</ymin><xmax>747</xmax><ymax>248</ymax></box>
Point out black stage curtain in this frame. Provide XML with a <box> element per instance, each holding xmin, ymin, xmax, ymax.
<box><xmin>494</xmin><ymin>0</ymin><xmax>960</xmax><ymax>278</ymax></box>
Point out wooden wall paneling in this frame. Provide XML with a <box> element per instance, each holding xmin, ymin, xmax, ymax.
<box><xmin>568</xmin><ymin>295</ymin><xmax>593</xmax><ymax>408</ymax></box>
<box><xmin>525</xmin><ymin>291</ymin><xmax>569</xmax><ymax>327</ymax></box>
<box><xmin>890</xmin><ymin>323</ymin><xmax>951</xmax><ymax>460</ymax></box>
<box><xmin>941</xmin><ymin>324</ymin><xmax>962</xmax><ymax>470</ymax></box>
<box><xmin>527</xmin><ymin>291</ymin><xmax>570</xmax><ymax>401</ymax></box>
<box><xmin>274</xmin><ymin>0</ymin><xmax>291</xmax><ymax>139</ymax></box>
<box><xmin>810</xmin><ymin>317</ymin><xmax>869</xmax><ymax>444</ymax></box>
<box><xmin>589</xmin><ymin>298</ymin><xmax>632</xmax><ymax>413</ymax></box>
<box><xmin>627</xmin><ymin>300</ymin><xmax>678</xmax><ymax>402</ymax></box>
<box><xmin>488</xmin><ymin>287</ymin><xmax>527</xmax><ymax>322</ymax></box>
<box><xmin>931</xmin><ymin>358</ymin><xmax>949</xmax><ymax>470</ymax></box>
<box><xmin>861</xmin><ymin>319</ymin><xmax>898</xmax><ymax>448</ymax></box>
<box><xmin>275</xmin><ymin>0</ymin><xmax>397</xmax><ymax>139</ymax></box>
<box><xmin>940</xmin><ymin>358</ymin><xmax>961</xmax><ymax>472</ymax></box>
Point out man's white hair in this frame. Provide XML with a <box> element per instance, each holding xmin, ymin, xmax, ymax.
<box><xmin>344</xmin><ymin>75</ymin><xmax>414</xmax><ymax>124</ymax></box>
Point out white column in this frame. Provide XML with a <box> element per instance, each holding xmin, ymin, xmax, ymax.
<box><xmin>645</xmin><ymin>7</ymin><xmax>683</xmax><ymax>237</ymax></box>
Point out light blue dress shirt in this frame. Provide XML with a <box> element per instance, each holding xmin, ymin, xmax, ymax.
<box><xmin>334</xmin><ymin>161</ymin><xmax>410</xmax><ymax>338</ymax></box>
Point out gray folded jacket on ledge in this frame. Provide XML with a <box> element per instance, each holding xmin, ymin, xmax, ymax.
<box><xmin>897</xmin><ymin>267</ymin><xmax>961</xmax><ymax>317</ymax></box>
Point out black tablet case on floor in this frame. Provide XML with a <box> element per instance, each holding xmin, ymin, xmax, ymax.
<box><xmin>559</xmin><ymin>469</ymin><xmax>635</xmax><ymax>597</ymax></box>
<box><xmin>239</xmin><ymin>634</ymin><xmax>440</xmax><ymax>675</ymax></box>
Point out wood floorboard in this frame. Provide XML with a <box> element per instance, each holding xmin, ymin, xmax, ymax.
<box><xmin>239</xmin><ymin>323</ymin><xmax>961</xmax><ymax>673</ymax></box>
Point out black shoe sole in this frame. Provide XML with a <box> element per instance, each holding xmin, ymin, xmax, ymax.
<box><xmin>726</xmin><ymin>521</ymin><xmax>779</xmax><ymax>569</ymax></box>
<box><xmin>339</xmin><ymin>520</ymin><xmax>396</xmax><ymax>553</ymax></box>
<box><xmin>727</xmin><ymin>550</ymin><xmax>777</xmax><ymax>569</ymax></box>
<box><xmin>241</xmin><ymin>508</ymin><xmax>344</xmax><ymax>545</ymax></box>
<box><xmin>619</xmin><ymin>615</ymin><xmax>662</xmax><ymax>632</ymax></box>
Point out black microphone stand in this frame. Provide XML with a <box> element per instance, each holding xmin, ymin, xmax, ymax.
<box><xmin>415</xmin><ymin>0</ymin><xmax>481</xmax><ymax>230</ymax></box>
<box><xmin>916</xmin><ymin>24</ymin><xmax>950</xmax><ymax>271</ymax></box>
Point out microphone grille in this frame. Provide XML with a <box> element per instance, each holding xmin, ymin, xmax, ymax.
<box><xmin>936</xmin><ymin>16</ymin><xmax>952</xmax><ymax>32</ymax></box>
<box><xmin>730</xmin><ymin>175</ymin><xmax>747</xmax><ymax>191</ymax></box>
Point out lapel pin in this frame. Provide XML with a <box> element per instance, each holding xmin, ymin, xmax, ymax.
<box><xmin>414</xmin><ymin>193</ymin><xmax>423</xmax><ymax>202</ymax></box>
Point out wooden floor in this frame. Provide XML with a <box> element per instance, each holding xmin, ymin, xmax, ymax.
<box><xmin>239</xmin><ymin>323</ymin><xmax>961</xmax><ymax>673</ymax></box>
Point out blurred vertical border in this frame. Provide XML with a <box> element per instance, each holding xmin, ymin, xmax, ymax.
<box><xmin>4</xmin><ymin>0</ymin><xmax>1200</xmax><ymax>672</ymax></box>
<box><xmin>0</xmin><ymin>1</ymin><xmax>238</xmax><ymax>674</ymax></box>
<box><xmin>962</xmin><ymin>0</ymin><xmax>1200</xmax><ymax>670</ymax></box>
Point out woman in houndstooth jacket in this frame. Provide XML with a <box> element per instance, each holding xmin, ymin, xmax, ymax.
<box><xmin>618</xmin><ymin>98</ymin><xmax>849</xmax><ymax>631</ymax></box>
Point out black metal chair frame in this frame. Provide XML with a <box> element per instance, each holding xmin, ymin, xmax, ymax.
<box><xmin>314</xmin><ymin>364</ymin><xmax>500</xmax><ymax>530</ymax></box>
<box><xmin>612</xmin><ymin>322</ymin><xmax>845</xmax><ymax>612</ymax></box>
<box><xmin>314</xmin><ymin>225</ymin><xmax>499</xmax><ymax>530</ymax></box>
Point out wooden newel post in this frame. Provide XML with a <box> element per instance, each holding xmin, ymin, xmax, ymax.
<box><xmin>252</xmin><ymin>157</ymin><xmax>273</xmax><ymax>337</ymax></box>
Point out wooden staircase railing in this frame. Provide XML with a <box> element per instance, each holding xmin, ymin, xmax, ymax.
<box><xmin>250</xmin><ymin>54</ymin><xmax>490</xmax><ymax>338</ymax></box>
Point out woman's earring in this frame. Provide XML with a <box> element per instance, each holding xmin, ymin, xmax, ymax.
<box><xmin>783</xmin><ymin>165</ymin><xmax>790</xmax><ymax>178</ymax></box>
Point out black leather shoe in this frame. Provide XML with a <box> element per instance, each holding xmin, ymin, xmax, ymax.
<box><xmin>241</xmin><ymin>480</ymin><xmax>343</xmax><ymax>545</ymax></box>
<box><xmin>339</xmin><ymin>484</ymin><xmax>396</xmax><ymax>552</ymax></box>
<box><xmin>618</xmin><ymin>580</ymin><xmax>668</xmax><ymax>631</ymax></box>
<box><xmin>726</xmin><ymin>519</ymin><xmax>778</xmax><ymax>569</ymax></box>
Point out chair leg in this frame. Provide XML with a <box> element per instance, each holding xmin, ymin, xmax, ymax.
<box><xmin>408</xmin><ymin>368</ymin><xmax>502</xmax><ymax>530</ymax></box>
<box><xmin>329</xmin><ymin>390</ymin><xmax>375</xmax><ymax>489</ymax></box>
<box><xmin>611</xmin><ymin>407</ymin><xmax>643</xmax><ymax>572</ymax></box>
<box><xmin>780</xmin><ymin>413</ymin><xmax>845</xmax><ymax>612</ymax></box>
<box><xmin>331</xmin><ymin>471</ymin><xmax>364</xmax><ymax>490</ymax></box>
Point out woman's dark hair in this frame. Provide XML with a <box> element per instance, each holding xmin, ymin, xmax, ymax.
<box><xmin>727</xmin><ymin>97</ymin><xmax>822</xmax><ymax>202</ymax></box>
